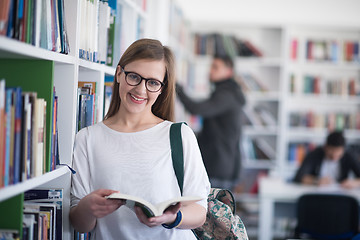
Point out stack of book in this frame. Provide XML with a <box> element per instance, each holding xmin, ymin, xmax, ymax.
<box><xmin>194</xmin><ymin>33</ymin><xmax>263</xmax><ymax>57</ymax></box>
<box><xmin>288</xmin><ymin>142</ymin><xmax>316</xmax><ymax>164</ymax></box>
<box><xmin>305</xmin><ymin>39</ymin><xmax>339</xmax><ymax>62</ymax></box>
<box><xmin>290</xmin><ymin>74</ymin><xmax>359</xmax><ymax>96</ymax></box>
<box><xmin>0</xmin><ymin>80</ymin><xmax>59</xmax><ymax>188</ymax></box>
<box><xmin>0</xmin><ymin>0</ymin><xmax>69</xmax><ymax>54</ymax></box>
<box><xmin>343</xmin><ymin>41</ymin><xmax>359</xmax><ymax>62</ymax></box>
<box><xmin>238</xmin><ymin>73</ymin><xmax>269</xmax><ymax>92</ymax></box>
<box><xmin>23</xmin><ymin>189</ymin><xmax>63</xmax><ymax>240</ymax></box>
<box><xmin>243</xmin><ymin>137</ymin><xmax>276</xmax><ymax>161</ymax></box>
<box><xmin>242</xmin><ymin>106</ymin><xmax>277</xmax><ymax>127</ymax></box>
<box><xmin>77</xmin><ymin>81</ymin><xmax>98</xmax><ymax>132</ymax></box>
<box><xmin>289</xmin><ymin>111</ymin><xmax>360</xmax><ymax>131</ymax></box>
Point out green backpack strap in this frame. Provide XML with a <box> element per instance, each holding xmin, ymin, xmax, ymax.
<box><xmin>169</xmin><ymin>122</ymin><xmax>185</xmax><ymax>195</ymax></box>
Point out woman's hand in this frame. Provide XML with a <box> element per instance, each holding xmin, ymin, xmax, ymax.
<box><xmin>70</xmin><ymin>189</ymin><xmax>125</xmax><ymax>233</ymax></box>
<box><xmin>134</xmin><ymin>203</ymin><xmax>181</xmax><ymax>227</ymax></box>
<box><xmin>80</xmin><ymin>189</ymin><xmax>125</xmax><ymax>218</ymax></box>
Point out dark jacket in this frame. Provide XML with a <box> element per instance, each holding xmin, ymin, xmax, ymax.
<box><xmin>176</xmin><ymin>78</ymin><xmax>246</xmax><ymax>180</ymax></box>
<box><xmin>293</xmin><ymin>147</ymin><xmax>360</xmax><ymax>183</ymax></box>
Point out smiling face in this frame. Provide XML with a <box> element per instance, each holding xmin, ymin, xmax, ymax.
<box><xmin>116</xmin><ymin>59</ymin><xmax>166</xmax><ymax>117</ymax></box>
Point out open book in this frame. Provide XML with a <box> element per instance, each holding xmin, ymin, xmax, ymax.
<box><xmin>106</xmin><ymin>193</ymin><xmax>203</xmax><ymax>218</ymax></box>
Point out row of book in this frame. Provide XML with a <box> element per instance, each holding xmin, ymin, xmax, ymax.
<box><xmin>0</xmin><ymin>0</ymin><xmax>69</xmax><ymax>54</ymax></box>
<box><xmin>0</xmin><ymin>189</ymin><xmax>63</xmax><ymax>240</ymax></box>
<box><xmin>238</xmin><ymin>73</ymin><xmax>269</xmax><ymax>92</ymax></box>
<box><xmin>288</xmin><ymin>142</ymin><xmax>316</xmax><ymax>164</ymax></box>
<box><xmin>193</xmin><ymin>33</ymin><xmax>263</xmax><ymax>57</ymax></box>
<box><xmin>242</xmin><ymin>106</ymin><xmax>277</xmax><ymax>127</ymax></box>
<box><xmin>301</xmin><ymin>39</ymin><xmax>359</xmax><ymax>63</ymax></box>
<box><xmin>289</xmin><ymin>111</ymin><xmax>360</xmax><ymax>131</ymax></box>
<box><xmin>242</xmin><ymin>137</ymin><xmax>276</xmax><ymax>161</ymax></box>
<box><xmin>289</xmin><ymin>74</ymin><xmax>359</xmax><ymax>96</ymax></box>
<box><xmin>78</xmin><ymin>0</ymin><xmax>145</xmax><ymax>65</ymax></box>
<box><xmin>0</xmin><ymin>80</ymin><xmax>59</xmax><ymax>188</ymax></box>
<box><xmin>77</xmin><ymin>82</ymin><xmax>99</xmax><ymax>132</ymax></box>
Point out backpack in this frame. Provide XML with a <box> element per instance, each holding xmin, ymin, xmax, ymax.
<box><xmin>169</xmin><ymin>123</ymin><xmax>249</xmax><ymax>240</ymax></box>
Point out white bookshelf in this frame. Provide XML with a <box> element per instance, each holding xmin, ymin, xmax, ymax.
<box><xmin>0</xmin><ymin>0</ymin><xmax>157</xmax><ymax>239</ymax></box>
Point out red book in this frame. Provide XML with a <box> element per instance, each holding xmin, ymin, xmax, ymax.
<box><xmin>291</xmin><ymin>38</ymin><xmax>298</xmax><ymax>60</ymax></box>
<box><xmin>313</xmin><ymin>76</ymin><xmax>321</xmax><ymax>94</ymax></box>
<box><xmin>306</xmin><ymin>40</ymin><xmax>313</xmax><ymax>60</ymax></box>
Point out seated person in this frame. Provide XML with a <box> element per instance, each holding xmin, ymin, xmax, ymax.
<box><xmin>293</xmin><ymin>131</ymin><xmax>360</xmax><ymax>189</ymax></box>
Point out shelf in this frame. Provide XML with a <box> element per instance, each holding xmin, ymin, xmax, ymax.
<box><xmin>289</xmin><ymin>61</ymin><xmax>360</xmax><ymax>71</ymax></box>
<box><xmin>0</xmin><ymin>166</ymin><xmax>70</xmax><ymax>202</ymax></box>
<box><xmin>78</xmin><ymin>59</ymin><xmax>116</xmax><ymax>75</ymax></box>
<box><xmin>288</xmin><ymin>94</ymin><xmax>360</xmax><ymax>105</ymax></box>
<box><xmin>243</xmin><ymin>126</ymin><xmax>278</xmax><ymax>135</ymax></box>
<box><xmin>236</xmin><ymin>57</ymin><xmax>282</xmax><ymax>67</ymax></box>
<box><xmin>0</xmin><ymin>36</ymin><xmax>76</xmax><ymax>64</ymax></box>
<box><xmin>287</xmin><ymin>128</ymin><xmax>360</xmax><ymax>140</ymax></box>
<box><xmin>245</xmin><ymin>92</ymin><xmax>281</xmax><ymax>101</ymax></box>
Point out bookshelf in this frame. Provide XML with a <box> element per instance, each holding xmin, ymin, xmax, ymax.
<box><xmin>0</xmin><ymin>0</ymin><xmax>150</xmax><ymax>239</ymax></box>
<box><xmin>171</xmin><ymin>18</ymin><xmax>360</xmax><ymax>238</ymax></box>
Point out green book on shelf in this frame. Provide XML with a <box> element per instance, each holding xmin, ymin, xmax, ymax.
<box><xmin>0</xmin><ymin>194</ymin><xmax>24</xmax><ymax>239</ymax></box>
<box><xmin>0</xmin><ymin>60</ymin><xmax>54</xmax><ymax>173</ymax></box>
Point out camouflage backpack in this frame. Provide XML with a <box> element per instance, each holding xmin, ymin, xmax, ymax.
<box><xmin>170</xmin><ymin>123</ymin><xmax>249</xmax><ymax>240</ymax></box>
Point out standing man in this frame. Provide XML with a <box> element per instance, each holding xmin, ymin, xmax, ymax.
<box><xmin>176</xmin><ymin>55</ymin><xmax>246</xmax><ymax>190</ymax></box>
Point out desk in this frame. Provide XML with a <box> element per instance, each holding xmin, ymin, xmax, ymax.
<box><xmin>259</xmin><ymin>177</ymin><xmax>360</xmax><ymax>240</ymax></box>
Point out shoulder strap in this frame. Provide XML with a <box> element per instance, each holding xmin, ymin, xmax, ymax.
<box><xmin>170</xmin><ymin>122</ymin><xmax>185</xmax><ymax>195</ymax></box>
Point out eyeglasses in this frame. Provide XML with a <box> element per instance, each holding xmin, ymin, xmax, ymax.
<box><xmin>121</xmin><ymin>67</ymin><xmax>165</xmax><ymax>92</ymax></box>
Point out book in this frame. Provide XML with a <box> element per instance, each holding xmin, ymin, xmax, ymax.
<box><xmin>0</xmin><ymin>80</ymin><xmax>5</xmax><ymax>187</ymax></box>
<box><xmin>106</xmin><ymin>193</ymin><xmax>203</xmax><ymax>218</ymax></box>
<box><xmin>0</xmin><ymin>0</ymin><xmax>12</xmax><ymax>35</ymax></box>
<box><xmin>24</xmin><ymin>189</ymin><xmax>63</xmax><ymax>240</ymax></box>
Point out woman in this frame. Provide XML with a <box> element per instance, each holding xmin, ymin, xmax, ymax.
<box><xmin>70</xmin><ymin>39</ymin><xmax>210</xmax><ymax>239</ymax></box>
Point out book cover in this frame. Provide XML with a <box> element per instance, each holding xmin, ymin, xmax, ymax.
<box><xmin>6</xmin><ymin>0</ymin><xmax>15</xmax><ymax>37</ymax></box>
<box><xmin>0</xmin><ymin>80</ymin><xmax>5</xmax><ymax>187</ymax></box>
<box><xmin>0</xmin><ymin>0</ymin><xmax>12</xmax><ymax>35</ymax></box>
<box><xmin>4</xmin><ymin>88</ymin><xmax>13</xmax><ymax>186</ymax></box>
<box><xmin>106</xmin><ymin>193</ymin><xmax>203</xmax><ymax>218</ymax></box>
<box><xmin>12</xmin><ymin>87</ymin><xmax>22</xmax><ymax>184</ymax></box>
<box><xmin>24</xmin><ymin>189</ymin><xmax>63</xmax><ymax>240</ymax></box>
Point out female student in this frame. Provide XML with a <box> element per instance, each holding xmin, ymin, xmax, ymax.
<box><xmin>69</xmin><ymin>39</ymin><xmax>210</xmax><ymax>239</ymax></box>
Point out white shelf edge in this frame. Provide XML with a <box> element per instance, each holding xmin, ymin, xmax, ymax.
<box><xmin>289</xmin><ymin>61</ymin><xmax>360</xmax><ymax>70</ymax></box>
<box><xmin>243</xmin><ymin>126</ymin><xmax>278</xmax><ymax>135</ymax></box>
<box><xmin>0</xmin><ymin>166</ymin><xmax>70</xmax><ymax>202</ymax></box>
<box><xmin>288</xmin><ymin>94</ymin><xmax>360</xmax><ymax>103</ymax></box>
<box><xmin>0</xmin><ymin>36</ymin><xmax>76</xmax><ymax>64</ymax></box>
<box><xmin>78</xmin><ymin>59</ymin><xmax>116</xmax><ymax>75</ymax></box>
<box><xmin>287</xmin><ymin>128</ymin><xmax>360</xmax><ymax>139</ymax></box>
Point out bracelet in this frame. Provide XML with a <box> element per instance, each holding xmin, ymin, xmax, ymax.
<box><xmin>162</xmin><ymin>210</ymin><xmax>183</xmax><ymax>229</ymax></box>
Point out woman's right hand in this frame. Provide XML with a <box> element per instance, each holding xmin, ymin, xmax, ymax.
<box><xmin>79</xmin><ymin>189</ymin><xmax>125</xmax><ymax>218</ymax></box>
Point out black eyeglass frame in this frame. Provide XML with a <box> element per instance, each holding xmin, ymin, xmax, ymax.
<box><xmin>121</xmin><ymin>67</ymin><xmax>165</xmax><ymax>93</ymax></box>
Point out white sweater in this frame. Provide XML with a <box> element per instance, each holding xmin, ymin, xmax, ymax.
<box><xmin>71</xmin><ymin>121</ymin><xmax>210</xmax><ymax>240</ymax></box>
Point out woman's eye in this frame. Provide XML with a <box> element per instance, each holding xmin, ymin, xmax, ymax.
<box><xmin>148</xmin><ymin>80</ymin><xmax>160</xmax><ymax>86</ymax></box>
<box><xmin>128</xmin><ymin>73</ymin><xmax>140</xmax><ymax>81</ymax></box>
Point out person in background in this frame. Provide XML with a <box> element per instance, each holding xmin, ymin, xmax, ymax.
<box><xmin>176</xmin><ymin>54</ymin><xmax>246</xmax><ymax>190</ymax></box>
<box><xmin>70</xmin><ymin>39</ymin><xmax>210</xmax><ymax>240</ymax></box>
<box><xmin>293</xmin><ymin>131</ymin><xmax>360</xmax><ymax>189</ymax></box>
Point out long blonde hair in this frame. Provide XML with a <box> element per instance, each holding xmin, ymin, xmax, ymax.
<box><xmin>104</xmin><ymin>39</ymin><xmax>175</xmax><ymax>121</ymax></box>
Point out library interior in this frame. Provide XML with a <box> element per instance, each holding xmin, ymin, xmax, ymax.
<box><xmin>0</xmin><ymin>0</ymin><xmax>360</xmax><ymax>239</ymax></box>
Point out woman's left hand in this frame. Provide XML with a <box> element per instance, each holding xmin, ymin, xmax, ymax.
<box><xmin>135</xmin><ymin>203</ymin><xmax>181</xmax><ymax>227</ymax></box>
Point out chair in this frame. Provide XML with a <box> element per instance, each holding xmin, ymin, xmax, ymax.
<box><xmin>294</xmin><ymin>193</ymin><xmax>360</xmax><ymax>240</ymax></box>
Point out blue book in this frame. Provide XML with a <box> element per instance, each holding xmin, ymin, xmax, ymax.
<box><xmin>84</xmin><ymin>94</ymin><xmax>94</xmax><ymax>127</ymax></box>
<box><xmin>353</xmin><ymin>42</ymin><xmax>359</xmax><ymax>62</ymax></box>
<box><xmin>4</xmin><ymin>88</ymin><xmax>13</xmax><ymax>186</ymax></box>
<box><xmin>6</xmin><ymin>0</ymin><xmax>15</xmax><ymax>37</ymax></box>
<box><xmin>12</xmin><ymin>87</ymin><xmax>23</xmax><ymax>184</ymax></box>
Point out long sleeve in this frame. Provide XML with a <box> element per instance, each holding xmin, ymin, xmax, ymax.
<box><xmin>176</xmin><ymin>81</ymin><xmax>245</xmax><ymax>118</ymax></box>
